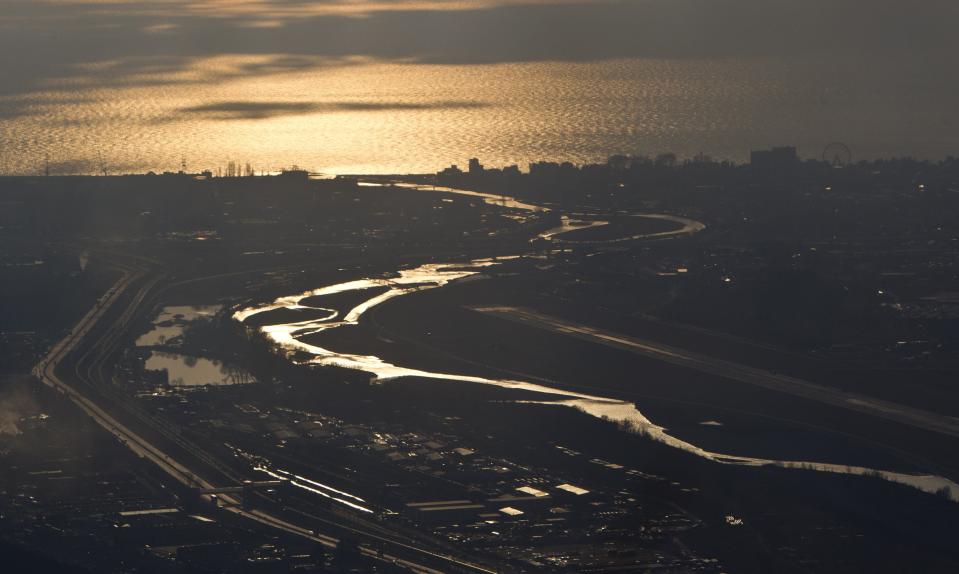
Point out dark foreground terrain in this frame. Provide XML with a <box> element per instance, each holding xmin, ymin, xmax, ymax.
<box><xmin>2</xmin><ymin>158</ymin><xmax>959</xmax><ymax>572</ymax></box>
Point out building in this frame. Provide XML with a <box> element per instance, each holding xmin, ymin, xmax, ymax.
<box><xmin>750</xmin><ymin>146</ymin><xmax>798</xmax><ymax>175</ymax></box>
<box><xmin>468</xmin><ymin>158</ymin><xmax>484</xmax><ymax>175</ymax></box>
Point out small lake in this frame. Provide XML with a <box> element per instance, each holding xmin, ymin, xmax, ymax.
<box><xmin>145</xmin><ymin>351</ymin><xmax>253</xmax><ymax>387</ymax></box>
<box><xmin>136</xmin><ymin>305</ymin><xmax>221</xmax><ymax>347</ymax></box>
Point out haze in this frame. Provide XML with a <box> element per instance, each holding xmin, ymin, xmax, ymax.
<box><xmin>3</xmin><ymin>3</ymin><xmax>959</xmax><ymax>573</ymax></box>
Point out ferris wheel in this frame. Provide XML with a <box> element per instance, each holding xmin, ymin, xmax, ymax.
<box><xmin>822</xmin><ymin>142</ymin><xmax>852</xmax><ymax>167</ymax></box>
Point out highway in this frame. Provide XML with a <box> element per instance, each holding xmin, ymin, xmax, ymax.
<box><xmin>469</xmin><ymin>306</ymin><xmax>959</xmax><ymax>440</ymax></box>
<box><xmin>32</xmin><ymin>252</ymin><xmax>498</xmax><ymax>574</ymax></box>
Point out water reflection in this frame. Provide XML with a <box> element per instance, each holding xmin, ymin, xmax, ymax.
<box><xmin>145</xmin><ymin>351</ymin><xmax>253</xmax><ymax>387</ymax></box>
<box><xmin>235</xmin><ymin>258</ymin><xmax>959</xmax><ymax>501</ymax></box>
<box><xmin>542</xmin><ymin>214</ymin><xmax>706</xmax><ymax>244</ymax></box>
<box><xmin>236</xmin><ymin>261</ymin><xmax>505</xmax><ymax>382</ymax></box>
<box><xmin>6</xmin><ymin>58</ymin><xmax>956</xmax><ymax>176</ymax></box>
<box><xmin>538</xmin><ymin>216</ymin><xmax>609</xmax><ymax>240</ymax></box>
<box><xmin>369</xmin><ymin>182</ymin><xmax>705</xmax><ymax>245</ymax></box>
<box><xmin>233</xmin><ymin>184</ymin><xmax>956</xmax><ymax>502</ymax></box>
<box><xmin>519</xmin><ymin>399</ymin><xmax>959</xmax><ymax>501</ymax></box>
<box><xmin>136</xmin><ymin>305</ymin><xmax>221</xmax><ymax>347</ymax></box>
<box><xmin>362</xmin><ymin>182</ymin><xmax>547</xmax><ymax>213</ymax></box>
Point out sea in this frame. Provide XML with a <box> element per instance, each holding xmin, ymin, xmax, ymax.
<box><xmin>1</xmin><ymin>57</ymin><xmax>956</xmax><ymax>176</ymax></box>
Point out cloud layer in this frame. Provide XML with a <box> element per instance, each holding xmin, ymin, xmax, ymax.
<box><xmin>173</xmin><ymin>99</ymin><xmax>487</xmax><ymax>120</ymax></box>
<box><xmin>2</xmin><ymin>0</ymin><xmax>956</xmax><ymax>102</ymax></box>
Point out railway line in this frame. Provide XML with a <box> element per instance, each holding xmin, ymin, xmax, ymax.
<box><xmin>33</xmin><ymin>251</ymin><xmax>498</xmax><ymax>574</ymax></box>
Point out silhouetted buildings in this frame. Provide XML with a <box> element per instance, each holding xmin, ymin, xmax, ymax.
<box><xmin>439</xmin><ymin>164</ymin><xmax>463</xmax><ymax>179</ymax></box>
<box><xmin>750</xmin><ymin>146</ymin><xmax>799</xmax><ymax>177</ymax></box>
<box><xmin>468</xmin><ymin>158</ymin><xmax>484</xmax><ymax>175</ymax></box>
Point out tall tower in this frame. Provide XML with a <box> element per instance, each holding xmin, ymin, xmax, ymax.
<box><xmin>468</xmin><ymin>157</ymin><xmax>483</xmax><ymax>175</ymax></box>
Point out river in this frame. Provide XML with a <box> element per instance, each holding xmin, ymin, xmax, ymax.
<box><xmin>234</xmin><ymin>183</ymin><xmax>959</xmax><ymax>502</ymax></box>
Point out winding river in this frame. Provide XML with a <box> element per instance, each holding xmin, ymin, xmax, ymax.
<box><xmin>235</xmin><ymin>182</ymin><xmax>959</xmax><ymax>502</ymax></box>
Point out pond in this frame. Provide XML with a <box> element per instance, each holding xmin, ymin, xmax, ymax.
<box><xmin>145</xmin><ymin>351</ymin><xmax>253</xmax><ymax>387</ymax></box>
